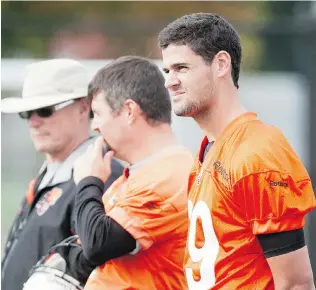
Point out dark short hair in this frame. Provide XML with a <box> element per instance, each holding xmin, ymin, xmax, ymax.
<box><xmin>88</xmin><ymin>56</ymin><xmax>172</xmax><ymax>125</ymax></box>
<box><xmin>158</xmin><ymin>13</ymin><xmax>242</xmax><ymax>89</ymax></box>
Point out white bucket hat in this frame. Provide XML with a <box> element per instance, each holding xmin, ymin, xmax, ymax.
<box><xmin>1</xmin><ymin>59</ymin><xmax>89</xmax><ymax>113</ymax></box>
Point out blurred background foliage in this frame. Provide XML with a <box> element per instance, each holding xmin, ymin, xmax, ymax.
<box><xmin>2</xmin><ymin>1</ymin><xmax>314</xmax><ymax>73</ymax></box>
<box><xmin>1</xmin><ymin>2</ymin><xmax>279</xmax><ymax>69</ymax></box>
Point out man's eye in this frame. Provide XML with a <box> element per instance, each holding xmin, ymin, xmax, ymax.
<box><xmin>163</xmin><ymin>69</ymin><xmax>170</xmax><ymax>74</ymax></box>
<box><xmin>178</xmin><ymin>66</ymin><xmax>188</xmax><ymax>72</ymax></box>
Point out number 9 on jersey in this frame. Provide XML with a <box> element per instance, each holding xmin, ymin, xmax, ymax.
<box><xmin>185</xmin><ymin>200</ymin><xmax>219</xmax><ymax>290</ymax></box>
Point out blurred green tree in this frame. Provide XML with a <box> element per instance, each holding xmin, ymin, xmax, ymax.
<box><xmin>2</xmin><ymin>1</ymin><xmax>268</xmax><ymax>71</ymax></box>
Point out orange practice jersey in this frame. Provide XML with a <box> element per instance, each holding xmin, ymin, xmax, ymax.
<box><xmin>85</xmin><ymin>146</ymin><xmax>194</xmax><ymax>290</ymax></box>
<box><xmin>184</xmin><ymin>112</ymin><xmax>316</xmax><ymax>290</ymax></box>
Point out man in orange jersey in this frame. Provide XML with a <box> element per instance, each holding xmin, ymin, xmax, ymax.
<box><xmin>159</xmin><ymin>13</ymin><xmax>316</xmax><ymax>290</ymax></box>
<box><xmin>73</xmin><ymin>56</ymin><xmax>193</xmax><ymax>289</ymax></box>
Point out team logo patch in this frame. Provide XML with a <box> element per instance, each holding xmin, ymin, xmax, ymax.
<box><xmin>108</xmin><ymin>195</ymin><xmax>117</xmax><ymax>206</ymax></box>
<box><xmin>36</xmin><ymin>187</ymin><xmax>63</xmax><ymax>216</ymax></box>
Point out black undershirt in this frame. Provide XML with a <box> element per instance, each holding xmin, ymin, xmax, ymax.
<box><xmin>257</xmin><ymin>229</ymin><xmax>305</xmax><ymax>258</ymax></box>
<box><xmin>74</xmin><ymin>176</ymin><xmax>136</xmax><ymax>265</ymax></box>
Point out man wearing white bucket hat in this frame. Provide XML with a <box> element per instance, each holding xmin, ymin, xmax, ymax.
<box><xmin>1</xmin><ymin>59</ymin><xmax>123</xmax><ymax>290</ymax></box>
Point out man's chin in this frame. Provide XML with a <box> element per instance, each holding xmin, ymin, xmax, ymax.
<box><xmin>173</xmin><ymin>108</ymin><xmax>193</xmax><ymax>117</ymax></box>
<box><xmin>34</xmin><ymin>147</ymin><xmax>48</xmax><ymax>154</ymax></box>
<box><xmin>33</xmin><ymin>142</ymin><xmax>52</xmax><ymax>154</ymax></box>
<box><xmin>174</xmin><ymin>103</ymin><xmax>203</xmax><ymax>118</ymax></box>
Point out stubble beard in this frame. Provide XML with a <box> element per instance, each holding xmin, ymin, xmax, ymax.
<box><xmin>174</xmin><ymin>85</ymin><xmax>214</xmax><ymax>118</ymax></box>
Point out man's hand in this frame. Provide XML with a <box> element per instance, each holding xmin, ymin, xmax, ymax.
<box><xmin>73</xmin><ymin>136</ymin><xmax>115</xmax><ymax>185</ymax></box>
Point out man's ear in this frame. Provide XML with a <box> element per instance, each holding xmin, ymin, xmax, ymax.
<box><xmin>124</xmin><ymin>99</ymin><xmax>142</xmax><ymax>125</ymax></box>
<box><xmin>78</xmin><ymin>98</ymin><xmax>91</xmax><ymax>118</ymax></box>
<box><xmin>214</xmin><ymin>50</ymin><xmax>232</xmax><ymax>79</ymax></box>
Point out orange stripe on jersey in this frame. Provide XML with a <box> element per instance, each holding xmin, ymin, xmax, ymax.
<box><xmin>85</xmin><ymin>146</ymin><xmax>193</xmax><ymax>290</ymax></box>
<box><xmin>184</xmin><ymin>112</ymin><xmax>316</xmax><ymax>290</ymax></box>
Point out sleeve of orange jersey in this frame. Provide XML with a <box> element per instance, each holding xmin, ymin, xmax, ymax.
<box><xmin>106</xmin><ymin>187</ymin><xmax>186</xmax><ymax>250</ymax></box>
<box><xmin>235</xmin><ymin>170</ymin><xmax>315</xmax><ymax>235</ymax></box>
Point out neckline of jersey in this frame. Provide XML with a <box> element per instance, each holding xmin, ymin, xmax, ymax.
<box><xmin>216</xmin><ymin>112</ymin><xmax>257</xmax><ymax>141</ymax></box>
<box><xmin>123</xmin><ymin>145</ymin><xmax>189</xmax><ymax>178</ymax></box>
<box><xmin>198</xmin><ymin>112</ymin><xmax>257</xmax><ymax>163</ymax></box>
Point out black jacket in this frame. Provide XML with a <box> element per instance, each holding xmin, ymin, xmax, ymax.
<box><xmin>1</xmin><ymin>137</ymin><xmax>123</xmax><ymax>290</ymax></box>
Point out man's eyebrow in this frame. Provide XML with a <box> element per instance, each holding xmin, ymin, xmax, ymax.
<box><xmin>163</xmin><ymin>62</ymin><xmax>190</xmax><ymax>72</ymax></box>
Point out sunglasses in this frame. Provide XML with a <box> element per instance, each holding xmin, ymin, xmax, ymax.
<box><xmin>18</xmin><ymin>100</ymin><xmax>75</xmax><ymax>119</ymax></box>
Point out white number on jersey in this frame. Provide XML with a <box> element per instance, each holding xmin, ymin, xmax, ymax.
<box><xmin>185</xmin><ymin>200</ymin><xmax>219</xmax><ymax>290</ymax></box>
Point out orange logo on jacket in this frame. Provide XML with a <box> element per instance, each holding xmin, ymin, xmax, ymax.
<box><xmin>36</xmin><ymin>187</ymin><xmax>63</xmax><ymax>216</ymax></box>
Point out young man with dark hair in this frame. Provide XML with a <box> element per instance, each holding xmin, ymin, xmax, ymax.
<box><xmin>159</xmin><ymin>13</ymin><xmax>316</xmax><ymax>290</ymax></box>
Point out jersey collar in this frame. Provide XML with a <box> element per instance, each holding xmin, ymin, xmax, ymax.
<box><xmin>198</xmin><ymin>112</ymin><xmax>257</xmax><ymax>161</ymax></box>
